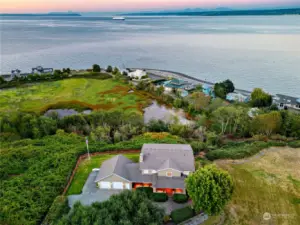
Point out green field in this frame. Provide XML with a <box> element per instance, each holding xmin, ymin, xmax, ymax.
<box><xmin>0</xmin><ymin>78</ymin><xmax>151</xmax><ymax>114</ymax></box>
<box><xmin>217</xmin><ymin>147</ymin><xmax>300</xmax><ymax>225</ymax></box>
<box><xmin>67</xmin><ymin>153</ymin><xmax>139</xmax><ymax>195</ymax></box>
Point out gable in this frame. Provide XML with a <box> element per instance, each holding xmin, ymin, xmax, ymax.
<box><xmin>99</xmin><ymin>174</ymin><xmax>130</xmax><ymax>183</ymax></box>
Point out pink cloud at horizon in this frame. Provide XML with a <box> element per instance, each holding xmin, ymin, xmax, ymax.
<box><xmin>1</xmin><ymin>0</ymin><xmax>299</xmax><ymax>13</ymax></box>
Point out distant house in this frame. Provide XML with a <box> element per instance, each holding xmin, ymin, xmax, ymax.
<box><xmin>273</xmin><ymin>94</ymin><xmax>300</xmax><ymax>111</ymax></box>
<box><xmin>226</xmin><ymin>93</ymin><xmax>249</xmax><ymax>103</ymax></box>
<box><xmin>32</xmin><ymin>66</ymin><xmax>53</xmax><ymax>75</ymax></box>
<box><xmin>163</xmin><ymin>78</ymin><xmax>188</xmax><ymax>92</ymax></box>
<box><xmin>202</xmin><ymin>84</ymin><xmax>214</xmax><ymax>97</ymax></box>
<box><xmin>95</xmin><ymin>144</ymin><xmax>195</xmax><ymax>195</ymax></box>
<box><xmin>128</xmin><ymin>69</ymin><xmax>147</xmax><ymax>79</ymax></box>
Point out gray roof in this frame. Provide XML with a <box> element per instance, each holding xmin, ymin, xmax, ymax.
<box><xmin>125</xmin><ymin>163</ymin><xmax>153</xmax><ymax>183</ymax></box>
<box><xmin>140</xmin><ymin>144</ymin><xmax>195</xmax><ymax>172</ymax></box>
<box><xmin>94</xmin><ymin>155</ymin><xmax>134</xmax><ymax>182</ymax></box>
<box><xmin>154</xmin><ymin>176</ymin><xmax>185</xmax><ymax>189</ymax></box>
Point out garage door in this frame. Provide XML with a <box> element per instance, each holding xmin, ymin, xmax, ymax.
<box><xmin>112</xmin><ymin>182</ymin><xmax>124</xmax><ymax>189</ymax></box>
<box><xmin>99</xmin><ymin>182</ymin><xmax>111</xmax><ymax>189</ymax></box>
<box><xmin>125</xmin><ymin>183</ymin><xmax>130</xmax><ymax>189</ymax></box>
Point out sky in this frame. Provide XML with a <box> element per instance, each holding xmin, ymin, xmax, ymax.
<box><xmin>1</xmin><ymin>0</ymin><xmax>299</xmax><ymax>13</ymax></box>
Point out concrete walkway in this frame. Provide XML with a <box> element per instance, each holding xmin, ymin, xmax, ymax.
<box><xmin>179</xmin><ymin>213</ymin><xmax>209</xmax><ymax>225</ymax></box>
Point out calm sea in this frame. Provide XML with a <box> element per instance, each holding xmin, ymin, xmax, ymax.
<box><xmin>1</xmin><ymin>15</ymin><xmax>300</xmax><ymax>96</ymax></box>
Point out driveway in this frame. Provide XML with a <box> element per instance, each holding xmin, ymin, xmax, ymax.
<box><xmin>68</xmin><ymin>171</ymin><xmax>122</xmax><ymax>207</ymax></box>
<box><xmin>68</xmin><ymin>171</ymin><xmax>191</xmax><ymax>215</ymax></box>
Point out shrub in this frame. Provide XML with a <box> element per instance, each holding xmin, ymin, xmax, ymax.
<box><xmin>269</xmin><ymin>134</ymin><xmax>288</xmax><ymax>141</ymax></box>
<box><xmin>42</xmin><ymin>196</ymin><xmax>69</xmax><ymax>225</ymax></box>
<box><xmin>170</xmin><ymin>206</ymin><xmax>195</xmax><ymax>224</ymax></box>
<box><xmin>136</xmin><ymin>187</ymin><xmax>153</xmax><ymax>198</ymax></box>
<box><xmin>151</xmin><ymin>193</ymin><xmax>168</xmax><ymax>202</ymax></box>
<box><xmin>252</xmin><ymin>134</ymin><xmax>268</xmax><ymax>142</ymax></box>
<box><xmin>190</xmin><ymin>141</ymin><xmax>207</xmax><ymax>154</ymax></box>
<box><xmin>163</xmin><ymin>215</ymin><xmax>170</xmax><ymax>223</ymax></box>
<box><xmin>206</xmin><ymin>141</ymin><xmax>270</xmax><ymax>160</ymax></box>
<box><xmin>173</xmin><ymin>194</ymin><xmax>189</xmax><ymax>203</ymax></box>
<box><xmin>288</xmin><ymin>141</ymin><xmax>300</xmax><ymax>148</ymax></box>
<box><xmin>267</xmin><ymin>141</ymin><xmax>287</xmax><ymax>147</ymax></box>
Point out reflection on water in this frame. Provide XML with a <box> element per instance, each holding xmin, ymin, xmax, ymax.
<box><xmin>44</xmin><ymin>109</ymin><xmax>91</xmax><ymax>119</ymax></box>
<box><xmin>143</xmin><ymin>101</ymin><xmax>194</xmax><ymax>125</ymax></box>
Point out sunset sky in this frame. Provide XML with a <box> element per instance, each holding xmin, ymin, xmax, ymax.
<box><xmin>1</xmin><ymin>0</ymin><xmax>299</xmax><ymax>13</ymax></box>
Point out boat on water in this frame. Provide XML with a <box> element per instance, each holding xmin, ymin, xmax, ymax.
<box><xmin>112</xmin><ymin>16</ymin><xmax>125</xmax><ymax>20</ymax></box>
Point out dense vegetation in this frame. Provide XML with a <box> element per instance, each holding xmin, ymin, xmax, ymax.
<box><xmin>56</xmin><ymin>191</ymin><xmax>165</xmax><ymax>225</ymax></box>
<box><xmin>0</xmin><ymin>132</ymin><xmax>183</xmax><ymax>225</ymax></box>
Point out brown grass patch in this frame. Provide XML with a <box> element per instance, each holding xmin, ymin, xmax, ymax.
<box><xmin>98</xmin><ymin>85</ymin><xmax>130</xmax><ymax>96</ymax></box>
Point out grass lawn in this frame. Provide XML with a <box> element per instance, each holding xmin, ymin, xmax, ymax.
<box><xmin>0</xmin><ymin>78</ymin><xmax>152</xmax><ymax>114</ymax></box>
<box><xmin>216</xmin><ymin>147</ymin><xmax>300</xmax><ymax>225</ymax></box>
<box><xmin>67</xmin><ymin>153</ymin><xmax>139</xmax><ymax>195</ymax></box>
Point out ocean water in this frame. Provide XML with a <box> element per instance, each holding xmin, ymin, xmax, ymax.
<box><xmin>1</xmin><ymin>15</ymin><xmax>300</xmax><ymax>96</ymax></box>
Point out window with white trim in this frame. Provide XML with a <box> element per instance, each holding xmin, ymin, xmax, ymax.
<box><xmin>144</xmin><ymin>170</ymin><xmax>149</xmax><ymax>174</ymax></box>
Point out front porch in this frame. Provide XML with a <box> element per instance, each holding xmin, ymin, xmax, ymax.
<box><xmin>154</xmin><ymin>188</ymin><xmax>185</xmax><ymax>196</ymax></box>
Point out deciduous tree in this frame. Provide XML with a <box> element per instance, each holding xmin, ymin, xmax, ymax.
<box><xmin>92</xmin><ymin>64</ymin><xmax>101</xmax><ymax>72</ymax></box>
<box><xmin>250</xmin><ymin>88</ymin><xmax>272</xmax><ymax>107</ymax></box>
<box><xmin>186</xmin><ymin>165</ymin><xmax>233</xmax><ymax>215</ymax></box>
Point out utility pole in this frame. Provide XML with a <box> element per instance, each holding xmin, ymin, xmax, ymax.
<box><xmin>85</xmin><ymin>136</ymin><xmax>90</xmax><ymax>160</ymax></box>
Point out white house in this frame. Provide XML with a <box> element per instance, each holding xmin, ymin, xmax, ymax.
<box><xmin>128</xmin><ymin>70</ymin><xmax>147</xmax><ymax>80</ymax></box>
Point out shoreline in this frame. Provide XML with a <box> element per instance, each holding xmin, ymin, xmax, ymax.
<box><xmin>130</xmin><ymin>67</ymin><xmax>252</xmax><ymax>96</ymax></box>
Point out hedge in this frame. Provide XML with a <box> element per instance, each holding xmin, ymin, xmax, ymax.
<box><xmin>151</xmin><ymin>193</ymin><xmax>168</xmax><ymax>202</ymax></box>
<box><xmin>170</xmin><ymin>206</ymin><xmax>195</xmax><ymax>224</ymax></box>
<box><xmin>136</xmin><ymin>187</ymin><xmax>153</xmax><ymax>198</ymax></box>
<box><xmin>173</xmin><ymin>194</ymin><xmax>189</xmax><ymax>203</ymax></box>
<box><xmin>41</xmin><ymin>196</ymin><xmax>69</xmax><ymax>225</ymax></box>
<box><xmin>288</xmin><ymin>140</ymin><xmax>300</xmax><ymax>148</ymax></box>
<box><xmin>205</xmin><ymin>141</ymin><xmax>296</xmax><ymax>160</ymax></box>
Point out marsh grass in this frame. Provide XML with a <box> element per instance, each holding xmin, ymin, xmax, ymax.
<box><xmin>0</xmin><ymin>78</ymin><xmax>152</xmax><ymax>114</ymax></box>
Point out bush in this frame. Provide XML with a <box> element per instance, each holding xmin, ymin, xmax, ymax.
<box><xmin>163</xmin><ymin>215</ymin><xmax>170</xmax><ymax>223</ymax></box>
<box><xmin>206</xmin><ymin>141</ymin><xmax>269</xmax><ymax>160</ymax></box>
<box><xmin>190</xmin><ymin>141</ymin><xmax>207</xmax><ymax>154</ymax></box>
<box><xmin>136</xmin><ymin>187</ymin><xmax>153</xmax><ymax>198</ymax></box>
<box><xmin>288</xmin><ymin>140</ymin><xmax>300</xmax><ymax>148</ymax></box>
<box><xmin>170</xmin><ymin>206</ymin><xmax>195</xmax><ymax>224</ymax></box>
<box><xmin>173</xmin><ymin>194</ymin><xmax>189</xmax><ymax>203</ymax></box>
<box><xmin>270</xmin><ymin>134</ymin><xmax>288</xmax><ymax>142</ymax></box>
<box><xmin>151</xmin><ymin>193</ymin><xmax>168</xmax><ymax>202</ymax></box>
<box><xmin>252</xmin><ymin>134</ymin><xmax>269</xmax><ymax>142</ymax></box>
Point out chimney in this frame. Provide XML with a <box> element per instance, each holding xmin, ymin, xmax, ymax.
<box><xmin>139</xmin><ymin>153</ymin><xmax>144</xmax><ymax>162</ymax></box>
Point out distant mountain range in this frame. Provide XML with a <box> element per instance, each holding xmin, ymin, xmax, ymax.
<box><xmin>122</xmin><ymin>8</ymin><xmax>300</xmax><ymax>16</ymax></box>
<box><xmin>0</xmin><ymin>12</ymin><xmax>81</xmax><ymax>16</ymax></box>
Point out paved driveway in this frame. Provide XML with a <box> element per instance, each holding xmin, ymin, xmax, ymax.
<box><xmin>68</xmin><ymin>171</ymin><xmax>122</xmax><ymax>207</ymax></box>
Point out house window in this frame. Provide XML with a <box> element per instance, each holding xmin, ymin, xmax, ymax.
<box><xmin>280</xmin><ymin>103</ymin><xmax>284</xmax><ymax>107</ymax></box>
<box><xmin>166</xmin><ymin>171</ymin><xmax>172</xmax><ymax>177</ymax></box>
<box><xmin>144</xmin><ymin>170</ymin><xmax>149</xmax><ymax>174</ymax></box>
